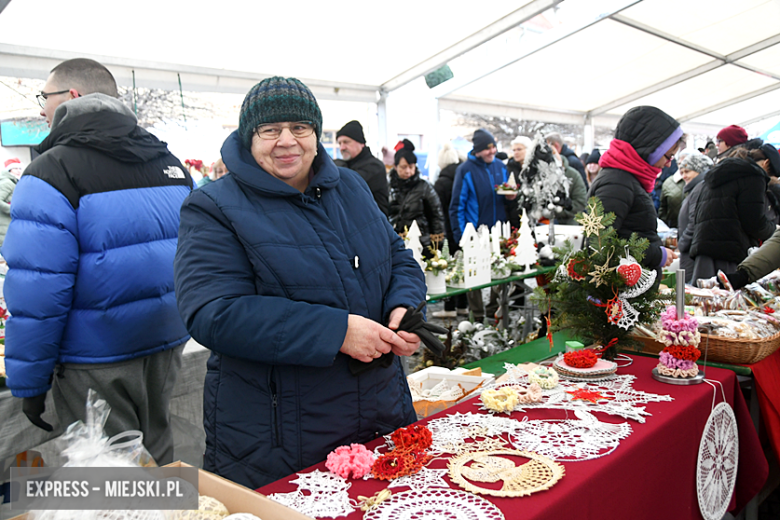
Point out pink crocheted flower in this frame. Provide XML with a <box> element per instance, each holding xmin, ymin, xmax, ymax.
<box><xmin>659</xmin><ymin>351</ymin><xmax>696</xmax><ymax>371</ymax></box>
<box><xmin>325</xmin><ymin>444</ymin><xmax>376</xmax><ymax>479</ymax></box>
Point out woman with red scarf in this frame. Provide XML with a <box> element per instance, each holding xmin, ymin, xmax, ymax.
<box><xmin>588</xmin><ymin>106</ymin><xmax>682</xmax><ymax>271</ymax></box>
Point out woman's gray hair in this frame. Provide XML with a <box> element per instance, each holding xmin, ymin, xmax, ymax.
<box><xmin>511</xmin><ymin>136</ymin><xmax>533</xmax><ymax>148</ymax></box>
<box><xmin>679</xmin><ymin>153</ymin><xmax>714</xmax><ymax>175</ymax></box>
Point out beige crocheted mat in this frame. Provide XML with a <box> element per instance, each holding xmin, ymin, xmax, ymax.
<box><xmin>448</xmin><ymin>449</ymin><xmax>565</xmax><ymax>497</ymax></box>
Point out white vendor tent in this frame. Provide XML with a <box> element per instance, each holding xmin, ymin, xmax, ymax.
<box><xmin>1</xmin><ymin>0</ymin><xmax>779</xmax><ymax>153</ymax></box>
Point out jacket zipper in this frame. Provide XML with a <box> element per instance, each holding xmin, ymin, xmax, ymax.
<box><xmin>269</xmin><ymin>368</ymin><xmax>281</xmax><ymax>447</ymax></box>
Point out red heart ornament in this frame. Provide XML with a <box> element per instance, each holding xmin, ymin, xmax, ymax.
<box><xmin>617</xmin><ymin>263</ymin><xmax>641</xmax><ymax>286</ymax></box>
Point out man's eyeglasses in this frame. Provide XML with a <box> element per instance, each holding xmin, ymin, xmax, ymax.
<box><xmin>36</xmin><ymin>89</ymin><xmax>70</xmax><ymax>109</ymax></box>
<box><xmin>255</xmin><ymin>122</ymin><xmax>315</xmax><ymax>140</ymax></box>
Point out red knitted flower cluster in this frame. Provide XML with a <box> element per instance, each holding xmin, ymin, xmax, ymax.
<box><xmin>563</xmin><ymin>349</ymin><xmax>598</xmax><ymax>368</ymax></box>
<box><xmin>390</xmin><ymin>425</ymin><xmax>432</xmax><ymax>452</ymax></box>
<box><xmin>372</xmin><ymin>425</ymin><xmax>433</xmax><ymax>480</ymax></box>
<box><xmin>663</xmin><ymin>345</ymin><xmax>701</xmax><ymax>362</ymax></box>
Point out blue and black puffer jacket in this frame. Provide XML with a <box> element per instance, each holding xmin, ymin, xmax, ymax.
<box><xmin>2</xmin><ymin>94</ymin><xmax>193</xmax><ymax>398</ymax></box>
<box><xmin>449</xmin><ymin>152</ymin><xmax>508</xmax><ymax>243</ymax></box>
<box><xmin>174</xmin><ymin>131</ymin><xmax>425</xmax><ymax>489</ymax></box>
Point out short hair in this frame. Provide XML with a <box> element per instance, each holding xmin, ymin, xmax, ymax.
<box><xmin>545</xmin><ymin>133</ymin><xmax>563</xmax><ymax>146</ymax></box>
<box><xmin>50</xmin><ymin>58</ymin><xmax>118</xmax><ymax>98</ymax></box>
<box><xmin>511</xmin><ymin>136</ymin><xmax>533</xmax><ymax>148</ymax></box>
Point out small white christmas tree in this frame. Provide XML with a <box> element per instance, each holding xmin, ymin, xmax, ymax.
<box><xmin>515</xmin><ymin>208</ymin><xmax>539</xmax><ymax>271</ymax></box>
<box><xmin>405</xmin><ymin>220</ymin><xmax>425</xmax><ymax>271</ymax></box>
<box><xmin>507</xmin><ymin>171</ymin><xmax>518</xmax><ymax>189</ymax></box>
<box><xmin>491</xmin><ymin>222</ymin><xmax>502</xmax><ymax>257</ymax></box>
<box><xmin>460</xmin><ymin>223</ymin><xmax>491</xmax><ymax>288</ymax></box>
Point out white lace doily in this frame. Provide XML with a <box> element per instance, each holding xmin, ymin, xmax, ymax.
<box><xmin>388</xmin><ymin>467</ymin><xmax>450</xmax><ymax>491</ymax></box>
<box><xmin>269</xmin><ymin>470</ymin><xmax>354</xmax><ymax>518</ymax></box>
<box><xmin>269</xmin><ymin>489</ymin><xmax>353</xmax><ymax>518</ymax></box>
<box><xmin>427</xmin><ymin>412</ymin><xmax>518</xmax><ymax>454</ymax></box>
<box><xmin>508</xmin><ymin>410</ymin><xmax>632</xmax><ymax>461</ymax></box>
<box><xmin>362</xmin><ymin>488</ymin><xmax>504</xmax><ymax>520</ymax></box>
<box><xmin>484</xmin><ymin>365</ymin><xmax>673</xmax><ymax>423</ymax></box>
<box><xmin>697</xmin><ymin>402</ymin><xmax>739</xmax><ymax>520</ymax></box>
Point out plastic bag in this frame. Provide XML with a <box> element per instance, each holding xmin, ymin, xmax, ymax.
<box><xmin>31</xmin><ymin>390</ymin><xmax>165</xmax><ymax>520</ymax></box>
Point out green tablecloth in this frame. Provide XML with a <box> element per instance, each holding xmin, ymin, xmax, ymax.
<box><xmin>463</xmin><ymin>330</ymin><xmax>576</xmax><ymax>375</ymax></box>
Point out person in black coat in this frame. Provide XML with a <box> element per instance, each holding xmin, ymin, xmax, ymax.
<box><xmin>546</xmin><ymin>132</ymin><xmax>586</xmax><ymax>186</ymax></box>
<box><xmin>675</xmin><ymin>153</ymin><xmax>714</xmax><ymax>282</ymax></box>
<box><xmin>689</xmin><ymin>146</ymin><xmax>777</xmax><ymax>281</ymax></box>
<box><xmin>335</xmin><ymin>120</ymin><xmax>390</xmax><ymax>215</ymax></box>
<box><xmin>433</xmin><ymin>143</ymin><xmax>467</xmax><ymax>316</ymax></box>
<box><xmin>388</xmin><ymin>140</ymin><xmax>445</xmax><ymax>245</ymax></box>
<box><xmin>505</xmin><ymin>136</ymin><xmax>533</xmax><ymax>229</ymax></box>
<box><xmin>588</xmin><ymin>106</ymin><xmax>682</xmax><ymax>272</ymax></box>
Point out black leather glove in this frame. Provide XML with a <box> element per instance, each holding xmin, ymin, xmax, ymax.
<box><xmin>397</xmin><ymin>301</ymin><xmax>448</xmax><ymax>358</ymax></box>
<box><xmin>23</xmin><ymin>393</ymin><xmax>54</xmax><ymax>432</ymax></box>
<box><xmin>721</xmin><ymin>269</ymin><xmax>750</xmax><ymax>291</ymax></box>
<box><xmin>349</xmin><ymin>302</ymin><xmax>448</xmax><ymax>376</ymax></box>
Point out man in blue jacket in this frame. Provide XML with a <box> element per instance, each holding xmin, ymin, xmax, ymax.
<box><xmin>2</xmin><ymin>58</ymin><xmax>192</xmax><ymax>464</ymax></box>
<box><xmin>449</xmin><ymin>129</ymin><xmax>513</xmax><ymax>320</ymax></box>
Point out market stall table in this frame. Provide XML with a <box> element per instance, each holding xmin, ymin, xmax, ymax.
<box><xmin>258</xmin><ymin>355</ymin><xmax>766</xmax><ymax>519</ymax></box>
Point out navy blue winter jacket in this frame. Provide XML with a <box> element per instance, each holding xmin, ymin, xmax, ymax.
<box><xmin>2</xmin><ymin>94</ymin><xmax>192</xmax><ymax>398</ymax></box>
<box><xmin>174</xmin><ymin>131</ymin><xmax>425</xmax><ymax>489</ymax></box>
<box><xmin>449</xmin><ymin>152</ymin><xmax>508</xmax><ymax>243</ymax></box>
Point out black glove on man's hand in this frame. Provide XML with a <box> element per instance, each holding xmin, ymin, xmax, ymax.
<box><xmin>23</xmin><ymin>393</ymin><xmax>54</xmax><ymax>432</ymax></box>
<box><xmin>397</xmin><ymin>302</ymin><xmax>448</xmax><ymax>358</ymax></box>
<box><xmin>725</xmin><ymin>269</ymin><xmax>750</xmax><ymax>291</ymax></box>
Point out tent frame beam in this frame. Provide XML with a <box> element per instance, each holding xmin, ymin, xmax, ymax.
<box><xmin>677</xmin><ymin>82</ymin><xmax>780</xmax><ymax>123</ymax></box>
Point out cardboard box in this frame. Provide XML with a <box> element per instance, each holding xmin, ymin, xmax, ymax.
<box><xmin>407</xmin><ymin>367</ymin><xmax>494</xmax><ymax>418</ymax></box>
<box><xmin>166</xmin><ymin>462</ymin><xmax>312</xmax><ymax>520</ymax></box>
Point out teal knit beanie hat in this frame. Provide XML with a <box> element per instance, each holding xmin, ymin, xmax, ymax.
<box><xmin>238</xmin><ymin>76</ymin><xmax>322</xmax><ymax>150</ymax></box>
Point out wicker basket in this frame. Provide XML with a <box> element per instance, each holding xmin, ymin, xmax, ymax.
<box><xmin>631</xmin><ymin>330</ymin><xmax>780</xmax><ymax>365</ymax></box>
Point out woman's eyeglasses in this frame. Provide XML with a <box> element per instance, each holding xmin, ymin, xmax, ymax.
<box><xmin>255</xmin><ymin>122</ymin><xmax>314</xmax><ymax>140</ymax></box>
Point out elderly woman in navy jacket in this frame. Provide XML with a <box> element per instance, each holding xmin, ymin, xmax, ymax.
<box><xmin>174</xmin><ymin>77</ymin><xmax>426</xmax><ymax>489</ymax></box>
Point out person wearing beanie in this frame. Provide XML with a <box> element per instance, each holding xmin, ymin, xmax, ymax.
<box><xmin>688</xmin><ymin>141</ymin><xmax>776</xmax><ymax>282</ymax></box>
<box><xmin>174</xmin><ymin>76</ymin><xmax>427</xmax><ymax>489</ymax></box>
<box><xmin>450</xmin><ymin>128</ymin><xmax>514</xmax><ymax>321</ymax></box>
<box><xmin>3</xmin><ymin>58</ymin><xmax>192</xmax><ymax>464</ymax></box>
<box><xmin>716</xmin><ymin>124</ymin><xmax>748</xmax><ymax>156</ymax></box>
<box><xmin>334</xmin><ymin>120</ymin><xmax>389</xmax><ymax>215</ymax></box>
<box><xmin>0</xmin><ymin>159</ymin><xmax>22</xmax><ymax>245</ymax></box>
<box><xmin>585</xmin><ymin>149</ymin><xmax>601</xmax><ymax>185</ymax></box>
<box><xmin>588</xmin><ymin>106</ymin><xmax>682</xmax><ymax>273</ymax></box>
<box><xmin>388</xmin><ymin>139</ymin><xmax>445</xmax><ymax>247</ymax></box>
<box><xmin>676</xmin><ymin>153</ymin><xmax>714</xmax><ymax>282</ymax></box>
<box><xmin>432</xmin><ymin>142</ymin><xmax>468</xmax><ymax>318</ymax></box>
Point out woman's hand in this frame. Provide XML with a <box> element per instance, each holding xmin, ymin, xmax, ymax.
<box><xmin>340</xmin><ymin>314</ymin><xmax>409</xmax><ymax>363</ymax></box>
<box><xmin>387</xmin><ymin>307</ymin><xmax>422</xmax><ymax>357</ymax></box>
<box><xmin>663</xmin><ymin>247</ymin><xmax>678</xmax><ymax>267</ymax></box>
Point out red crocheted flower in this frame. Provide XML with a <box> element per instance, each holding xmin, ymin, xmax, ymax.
<box><xmin>663</xmin><ymin>345</ymin><xmax>701</xmax><ymax>362</ymax></box>
<box><xmin>404</xmin><ymin>448</ymin><xmax>432</xmax><ymax>471</ymax></box>
<box><xmin>563</xmin><ymin>349</ymin><xmax>598</xmax><ymax>368</ymax></box>
<box><xmin>391</xmin><ymin>425</ymin><xmax>432</xmax><ymax>452</ymax></box>
<box><xmin>371</xmin><ymin>452</ymin><xmax>409</xmax><ymax>480</ymax></box>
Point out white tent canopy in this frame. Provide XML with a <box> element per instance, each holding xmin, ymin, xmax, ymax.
<box><xmin>1</xmin><ymin>0</ymin><xmax>779</xmax><ymax>151</ymax></box>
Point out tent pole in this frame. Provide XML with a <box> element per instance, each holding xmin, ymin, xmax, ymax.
<box><xmin>131</xmin><ymin>70</ymin><xmax>137</xmax><ymax>116</ymax></box>
<box><xmin>177</xmin><ymin>73</ymin><xmax>186</xmax><ymax>122</ymax></box>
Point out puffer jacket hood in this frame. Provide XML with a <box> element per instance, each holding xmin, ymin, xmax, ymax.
<box><xmin>614</xmin><ymin>106</ymin><xmax>681</xmax><ymax>163</ymax></box>
<box><xmin>706</xmin><ymin>157</ymin><xmax>768</xmax><ymax>190</ymax></box>
<box><xmin>37</xmin><ymin>93</ymin><xmax>171</xmax><ymax>163</ymax></box>
<box><xmin>221</xmin><ymin>130</ymin><xmax>339</xmax><ymax>198</ymax></box>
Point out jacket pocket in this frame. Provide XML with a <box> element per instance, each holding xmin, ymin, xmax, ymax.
<box><xmin>268</xmin><ymin>366</ymin><xmax>282</xmax><ymax>448</ymax></box>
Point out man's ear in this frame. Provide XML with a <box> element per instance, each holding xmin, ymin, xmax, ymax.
<box><xmin>68</xmin><ymin>88</ymin><xmax>80</xmax><ymax>99</ymax></box>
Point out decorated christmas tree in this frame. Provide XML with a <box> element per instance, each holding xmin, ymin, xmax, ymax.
<box><xmin>533</xmin><ymin>198</ymin><xmax>665</xmax><ymax>360</ymax></box>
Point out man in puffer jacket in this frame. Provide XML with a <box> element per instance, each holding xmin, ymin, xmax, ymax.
<box><xmin>2</xmin><ymin>58</ymin><xmax>192</xmax><ymax>464</ymax></box>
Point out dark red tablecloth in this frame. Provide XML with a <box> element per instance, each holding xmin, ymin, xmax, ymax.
<box><xmin>257</xmin><ymin>355</ymin><xmax>767</xmax><ymax>519</ymax></box>
<box><xmin>749</xmin><ymin>348</ymin><xmax>780</xmax><ymax>466</ymax></box>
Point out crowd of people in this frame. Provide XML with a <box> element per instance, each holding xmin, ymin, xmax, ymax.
<box><xmin>3</xmin><ymin>56</ymin><xmax>780</xmax><ymax>491</ymax></box>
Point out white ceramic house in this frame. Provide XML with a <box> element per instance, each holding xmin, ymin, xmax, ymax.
<box><xmin>460</xmin><ymin>223</ymin><xmax>491</xmax><ymax>288</ymax></box>
<box><xmin>491</xmin><ymin>222</ymin><xmax>503</xmax><ymax>257</ymax></box>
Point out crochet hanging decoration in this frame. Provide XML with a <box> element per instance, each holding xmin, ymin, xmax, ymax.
<box><xmin>535</xmin><ymin>197</ymin><xmax>665</xmax><ymax>360</ymax></box>
<box><xmin>363</xmin><ymin>489</ymin><xmax>506</xmax><ymax>520</ymax></box>
<box><xmin>516</xmin><ymin>132</ymin><xmax>572</xmax><ymax>221</ymax></box>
